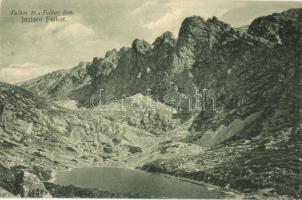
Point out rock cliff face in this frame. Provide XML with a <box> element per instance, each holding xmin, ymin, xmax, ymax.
<box><xmin>188</xmin><ymin>10</ymin><xmax>301</xmax><ymax>146</ymax></box>
<box><xmin>84</xmin><ymin>34</ymin><xmax>178</xmax><ymax>106</ymax></box>
<box><xmin>81</xmin><ymin>8</ymin><xmax>301</xmax><ymax>148</ymax></box>
<box><xmin>248</xmin><ymin>8</ymin><xmax>302</xmax><ymax>46</ymax></box>
<box><xmin>82</xmin><ymin>16</ymin><xmax>241</xmax><ymax>106</ymax></box>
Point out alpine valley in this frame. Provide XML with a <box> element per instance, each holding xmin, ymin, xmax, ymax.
<box><xmin>0</xmin><ymin>8</ymin><xmax>301</xmax><ymax>199</ymax></box>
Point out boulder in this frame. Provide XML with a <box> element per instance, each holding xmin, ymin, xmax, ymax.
<box><xmin>16</xmin><ymin>171</ymin><xmax>52</xmax><ymax>198</ymax></box>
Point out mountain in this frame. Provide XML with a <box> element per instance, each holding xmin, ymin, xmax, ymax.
<box><xmin>141</xmin><ymin>9</ymin><xmax>302</xmax><ymax>198</ymax></box>
<box><xmin>95</xmin><ymin>93</ymin><xmax>181</xmax><ymax>135</ymax></box>
<box><xmin>0</xmin><ymin>81</ymin><xmax>164</xmax><ymax>168</ymax></box>
<box><xmin>9</xmin><ymin>8</ymin><xmax>302</xmax><ymax>198</ymax></box>
<box><xmin>21</xmin><ymin>62</ymin><xmax>92</xmax><ymax>104</ymax></box>
<box><xmin>0</xmin><ymin>81</ymin><xmax>202</xmax><ymax>197</ymax></box>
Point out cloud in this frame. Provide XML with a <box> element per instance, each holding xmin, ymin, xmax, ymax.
<box><xmin>31</xmin><ymin>15</ymin><xmax>98</xmax><ymax>54</ymax></box>
<box><xmin>1</xmin><ymin>12</ymin><xmax>124</xmax><ymax>74</ymax></box>
<box><xmin>143</xmin><ymin>9</ymin><xmax>183</xmax><ymax>32</ymax></box>
<box><xmin>131</xmin><ymin>0</ymin><xmax>242</xmax><ymax>39</ymax></box>
<box><xmin>0</xmin><ymin>14</ymin><xmax>126</xmax><ymax>83</ymax></box>
<box><xmin>42</xmin><ymin>15</ymin><xmax>95</xmax><ymax>43</ymax></box>
<box><xmin>0</xmin><ymin>62</ymin><xmax>55</xmax><ymax>84</ymax></box>
<box><xmin>131</xmin><ymin>1</ymin><xmax>157</xmax><ymax>15</ymax></box>
<box><xmin>0</xmin><ymin>16</ymin><xmax>107</xmax><ymax>83</ymax></box>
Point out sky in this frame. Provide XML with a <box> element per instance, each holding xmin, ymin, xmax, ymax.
<box><xmin>0</xmin><ymin>0</ymin><xmax>301</xmax><ymax>83</ymax></box>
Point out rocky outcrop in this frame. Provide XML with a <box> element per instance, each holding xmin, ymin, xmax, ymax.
<box><xmin>248</xmin><ymin>8</ymin><xmax>302</xmax><ymax>46</ymax></box>
<box><xmin>87</xmin><ymin>50</ymin><xmax>120</xmax><ymax>78</ymax></box>
<box><xmin>97</xmin><ymin>93</ymin><xmax>180</xmax><ymax>135</ymax></box>
<box><xmin>16</xmin><ymin>171</ymin><xmax>51</xmax><ymax>197</ymax></box>
<box><xmin>0</xmin><ymin>165</ymin><xmax>51</xmax><ymax>197</ymax></box>
<box><xmin>173</xmin><ymin>16</ymin><xmax>232</xmax><ymax>72</ymax></box>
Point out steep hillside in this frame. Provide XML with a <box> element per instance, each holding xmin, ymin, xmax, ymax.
<box><xmin>94</xmin><ymin>93</ymin><xmax>180</xmax><ymax>135</ymax></box>
<box><xmin>0</xmin><ymin>82</ymin><xmax>163</xmax><ymax>170</ymax></box>
<box><xmin>21</xmin><ymin>62</ymin><xmax>92</xmax><ymax>103</ymax></box>
<box><xmin>142</xmin><ymin>128</ymin><xmax>302</xmax><ymax>198</ymax></box>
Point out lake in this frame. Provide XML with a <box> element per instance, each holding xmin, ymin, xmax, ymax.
<box><xmin>54</xmin><ymin>167</ymin><xmax>233</xmax><ymax>198</ymax></box>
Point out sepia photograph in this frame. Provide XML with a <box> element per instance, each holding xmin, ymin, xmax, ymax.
<box><xmin>0</xmin><ymin>0</ymin><xmax>301</xmax><ymax>199</ymax></box>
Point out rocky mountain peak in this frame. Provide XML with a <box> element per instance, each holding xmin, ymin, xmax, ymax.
<box><xmin>178</xmin><ymin>16</ymin><xmax>206</xmax><ymax>41</ymax></box>
<box><xmin>131</xmin><ymin>39</ymin><xmax>152</xmax><ymax>55</ymax></box>
<box><xmin>206</xmin><ymin>16</ymin><xmax>230</xmax><ymax>28</ymax></box>
<box><xmin>248</xmin><ymin>8</ymin><xmax>302</xmax><ymax>46</ymax></box>
<box><xmin>153</xmin><ymin>31</ymin><xmax>177</xmax><ymax>48</ymax></box>
<box><xmin>172</xmin><ymin>15</ymin><xmax>234</xmax><ymax>72</ymax></box>
<box><xmin>87</xmin><ymin>49</ymin><xmax>120</xmax><ymax>79</ymax></box>
<box><xmin>178</xmin><ymin>15</ymin><xmax>231</xmax><ymax>41</ymax></box>
<box><xmin>77</xmin><ymin>61</ymin><xmax>89</xmax><ymax>68</ymax></box>
<box><xmin>104</xmin><ymin>49</ymin><xmax>119</xmax><ymax>58</ymax></box>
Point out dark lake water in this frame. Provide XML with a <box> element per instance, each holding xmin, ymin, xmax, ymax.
<box><xmin>54</xmin><ymin>167</ymin><xmax>233</xmax><ymax>198</ymax></box>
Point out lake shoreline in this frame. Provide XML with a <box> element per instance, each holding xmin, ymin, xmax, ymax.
<box><xmin>50</xmin><ymin>165</ymin><xmax>243</xmax><ymax>199</ymax></box>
